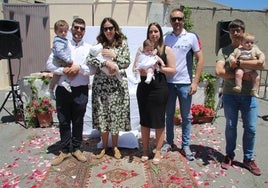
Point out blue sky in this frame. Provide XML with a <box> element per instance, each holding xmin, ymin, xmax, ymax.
<box><xmin>212</xmin><ymin>0</ymin><xmax>268</xmax><ymax>10</ymax></box>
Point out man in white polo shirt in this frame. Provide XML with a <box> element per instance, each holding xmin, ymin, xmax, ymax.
<box><xmin>164</xmin><ymin>8</ymin><xmax>204</xmax><ymax>161</ymax></box>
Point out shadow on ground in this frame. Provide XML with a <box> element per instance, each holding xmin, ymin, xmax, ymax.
<box><xmin>259</xmin><ymin>115</ymin><xmax>268</xmax><ymax>121</ymax></box>
<box><xmin>190</xmin><ymin>144</ymin><xmax>224</xmax><ymax>165</ymax></box>
<box><xmin>1</xmin><ymin>115</ymin><xmax>15</xmax><ymax>123</ymax></box>
<box><xmin>190</xmin><ymin>144</ymin><xmax>247</xmax><ymax>170</ymax></box>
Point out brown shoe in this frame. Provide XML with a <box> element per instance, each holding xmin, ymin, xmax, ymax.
<box><xmin>114</xmin><ymin>147</ymin><xmax>122</xmax><ymax>159</ymax></box>
<box><xmin>72</xmin><ymin>150</ymin><xmax>87</xmax><ymax>162</ymax></box>
<box><xmin>51</xmin><ymin>152</ymin><xmax>71</xmax><ymax>166</ymax></box>
<box><xmin>96</xmin><ymin>149</ymin><xmax>106</xmax><ymax>159</ymax></box>
<box><xmin>243</xmin><ymin>159</ymin><xmax>261</xmax><ymax>176</ymax></box>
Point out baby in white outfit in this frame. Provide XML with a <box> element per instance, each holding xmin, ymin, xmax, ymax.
<box><xmin>89</xmin><ymin>43</ymin><xmax>122</xmax><ymax>81</ymax></box>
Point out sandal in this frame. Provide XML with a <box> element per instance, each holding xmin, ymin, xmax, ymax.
<box><xmin>152</xmin><ymin>157</ymin><xmax>161</xmax><ymax>165</ymax></box>
<box><xmin>114</xmin><ymin>147</ymin><xmax>122</xmax><ymax>159</ymax></box>
<box><xmin>152</xmin><ymin>150</ymin><xmax>162</xmax><ymax>165</ymax></box>
<box><xmin>141</xmin><ymin>156</ymin><xmax>149</xmax><ymax>162</ymax></box>
<box><xmin>96</xmin><ymin>149</ymin><xmax>106</xmax><ymax>159</ymax></box>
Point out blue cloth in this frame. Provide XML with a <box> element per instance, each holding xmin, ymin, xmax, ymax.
<box><xmin>52</xmin><ymin>36</ymin><xmax>72</xmax><ymax>64</ymax></box>
<box><xmin>165</xmin><ymin>83</ymin><xmax>192</xmax><ymax>147</ymax></box>
<box><xmin>222</xmin><ymin>94</ymin><xmax>258</xmax><ymax>160</ymax></box>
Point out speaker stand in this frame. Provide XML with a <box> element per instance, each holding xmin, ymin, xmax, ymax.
<box><xmin>0</xmin><ymin>57</ymin><xmax>27</xmax><ymax>128</ymax></box>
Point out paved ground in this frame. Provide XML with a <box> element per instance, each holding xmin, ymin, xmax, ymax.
<box><xmin>0</xmin><ymin>89</ymin><xmax>268</xmax><ymax>187</ymax></box>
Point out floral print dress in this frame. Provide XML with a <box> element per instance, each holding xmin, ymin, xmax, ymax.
<box><xmin>87</xmin><ymin>40</ymin><xmax>131</xmax><ymax>135</ymax></box>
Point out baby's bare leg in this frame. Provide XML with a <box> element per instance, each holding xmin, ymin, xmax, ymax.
<box><xmin>233</xmin><ymin>68</ymin><xmax>244</xmax><ymax>93</ymax></box>
<box><xmin>248</xmin><ymin>71</ymin><xmax>260</xmax><ymax>98</ymax></box>
<box><xmin>147</xmin><ymin>67</ymin><xmax>154</xmax><ymax>74</ymax></box>
<box><xmin>235</xmin><ymin>68</ymin><xmax>244</xmax><ymax>87</ymax></box>
<box><xmin>145</xmin><ymin>67</ymin><xmax>154</xmax><ymax>84</ymax></box>
<box><xmin>249</xmin><ymin>71</ymin><xmax>260</xmax><ymax>90</ymax></box>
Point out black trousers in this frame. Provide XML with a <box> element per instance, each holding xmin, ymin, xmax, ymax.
<box><xmin>55</xmin><ymin>85</ymin><xmax>88</xmax><ymax>153</ymax></box>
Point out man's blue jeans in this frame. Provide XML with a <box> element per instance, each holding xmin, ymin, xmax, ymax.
<box><xmin>166</xmin><ymin>83</ymin><xmax>192</xmax><ymax>147</ymax></box>
<box><xmin>222</xmin><ymin>94</ymin><xmax>258</xmax><ymax>160</ymax></box>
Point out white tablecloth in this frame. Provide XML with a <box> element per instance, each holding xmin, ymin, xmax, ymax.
<box><xmin>82</xmin><ymin>81</ymin><xmax>140</xmax><ymax>138</ymax></box>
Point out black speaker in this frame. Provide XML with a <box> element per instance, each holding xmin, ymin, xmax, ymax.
<box><xmin>215</xmin><ymin>21</ymin><xmax>231</xmax><ymax>54</ymax></box>
<box><xmin>0</xmin><ymin>20</ymin><xmax>23</xmax><ymax>59</ymax></box>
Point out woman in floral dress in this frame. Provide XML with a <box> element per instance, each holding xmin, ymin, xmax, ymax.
<box><xmin>86</xmin><ymin>17</ymin><xmax>131</xmax><ymax>159</ymax></box>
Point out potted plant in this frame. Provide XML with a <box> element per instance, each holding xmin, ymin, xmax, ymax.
<box><xmin>190</xmin><ymin>104</ymin><xmax>215</xmax><ymax>124</ymax></box>
<box><xmin>26</xmin><ymin>96</ymin><xmax>56</xmax><ymax>128</ymax></box>
<box><xmin>199</xmin><ymin>72</ymin><xmax>217</xmax><ymax>109</ymax></box>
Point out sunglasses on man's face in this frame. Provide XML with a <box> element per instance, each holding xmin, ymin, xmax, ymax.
<box><xmin>171</xmin><ymin>17</ymin><xmax>184</xmax><ymax>22</ymax></box>
<box><xmin>103</xmin><ymin>26</ymin><xmax>114</xmax><ymax>32</ymax></box>
<box><xmin>73</xmin><ymin>26</ymin><xmax>85</xmax><ymax>31</ymax></box>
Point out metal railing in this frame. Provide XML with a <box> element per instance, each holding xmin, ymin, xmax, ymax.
<box><xmin>258</xmin><ymin>68</ymin><xmax>268</xmax><ymax>100</ymax></box>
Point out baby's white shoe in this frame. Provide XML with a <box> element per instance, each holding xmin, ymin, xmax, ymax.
<box><xmin>145</xmin><ymin>73</ymin><xmax>154</xmax><ymax>84</ymax></box>
<box><xmin>62</xmin><ymin>80</ymin><xmax>72</xmax><ymax>93</ymax></box>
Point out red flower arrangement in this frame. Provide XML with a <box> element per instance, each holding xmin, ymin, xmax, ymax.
<box><xmin>26</xmin><ymin>97</ymin><xmax>56</xmax><ymax>117</ymax></box>
<box><xmin>26</xmin><ymin>97</ymin><xmax>56</xmax><ymax>127</ymax></box>
<box><xmin>191</xmin><ymin>104</ymin><xmax>215</xmax><ymax>124</ymax></box>
<box><xmin>191</xmin><ymin>104</ymin><xmax>215</xmax><ymax>118</ymax></box>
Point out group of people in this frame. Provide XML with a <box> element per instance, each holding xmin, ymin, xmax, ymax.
<box><xmin>46</xmin><ymin>8</ymin><xmax>265</xmax><ymax>176</ymax></box>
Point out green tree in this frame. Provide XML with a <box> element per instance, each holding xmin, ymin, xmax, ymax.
<box><xmin>182</xmin><ymin>6</ymin><xmax>193</xmax><ymax>31</ymax></box>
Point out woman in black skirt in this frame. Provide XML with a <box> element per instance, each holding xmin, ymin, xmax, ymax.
<box><xmin>132</xmin><ymin>23</ymin><xmax>176</xmax><ymax>164</ymax></box>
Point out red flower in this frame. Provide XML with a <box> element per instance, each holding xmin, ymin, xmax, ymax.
<box><xmin>190</xmin><ymin>104</ymin><xmax>215</xmax><ymax>117</ymax></box>
<box><xmin>26</xmin><ymin>97</ymin><xmax>56</xmax><ymax>118</ymax></box>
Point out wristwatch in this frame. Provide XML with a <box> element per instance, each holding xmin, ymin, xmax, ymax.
<box><xmin>102</xmin><ymin>61</ymin><xmax>107</xmax><ymax>67</ymax></box>
<box><xmin>236</xmin><ymin>60</ymin><xmax>240</xmax><ymax>67</ymax></box>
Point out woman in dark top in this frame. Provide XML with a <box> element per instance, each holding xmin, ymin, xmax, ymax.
<box><xmin>133</xmin><ymin>22</ymin><xmax>176</xmax><ymax>164</ymax></box>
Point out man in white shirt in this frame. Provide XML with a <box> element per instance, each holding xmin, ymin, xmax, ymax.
<box><xmin>164</xmin><ymin>8</ymin><xmax>204</xmax><ymax>161</ymax></box>
<box><xmin>46</xmin><ymin>18</ymin><xmax>92</xmax><ymax>166</ymax></box>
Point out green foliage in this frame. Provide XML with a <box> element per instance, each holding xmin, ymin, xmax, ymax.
<box><xmin>182</xmin><ymin>6</ymin><xmax>216</xmax><ymax>109</ymax></box>
<box><xmin>200</xmin><ymin>73</ymin><xmax>216</xmax><ymax>109</ymax></box>
<box><xmin>183</xmin><ymin>6</ymin><xmax>194</xmax><ymax>32</ymax></box>
<box><xmin>26</xmin><ymin>76</ymin><xmax>51</xmax><ymax>99</ymax></box>
<box><xmin>26</xmin><ymin>77</ymin><xmax>38</xmax><ymax>97</ymax></box>
<box><xmin>26</xmin><ymin>116</ymin><xmax>39</xmax><ymax>128</ymax></box>
<box><xmin>174</xmin><ymin>108</ymin><xmax>180</xmax><ymax>117</ymax></box>
<box><xmin>41</xmin><ymin>76</ymin><xmax>51</xmax><ymax>85</ymax></box>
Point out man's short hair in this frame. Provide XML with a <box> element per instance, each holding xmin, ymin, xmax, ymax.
<box><xmin>72</xmin><ymin>18</ymin><xmax>85</xmax><ymax>26</ymax></box>
<box><xmin>228</xmin><ymin>19</ymin><xmax>245</xmax><ymax>31</ymax></box>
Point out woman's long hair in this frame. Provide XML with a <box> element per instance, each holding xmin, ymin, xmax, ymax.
<box><xmin>97</xmin><ymin>17</ymin><xmax>125</xmax><ymax>48</ymax></box>
<box><xmin>146</xmin><ymin>22</ymin><xmax>164</xmax><ymax>55</ymax></box>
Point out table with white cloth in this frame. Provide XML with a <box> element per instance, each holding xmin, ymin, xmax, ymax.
<box><xmin>83</xmin><ymin>73</ymin><xmax>141</xmax><ymax>149</ymax></box>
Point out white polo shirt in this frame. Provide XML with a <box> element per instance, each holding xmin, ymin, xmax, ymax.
<box><xmin>164</xmin><ymin>29</ymin><xmax>201</xmax><ymax>84</ymax></box>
